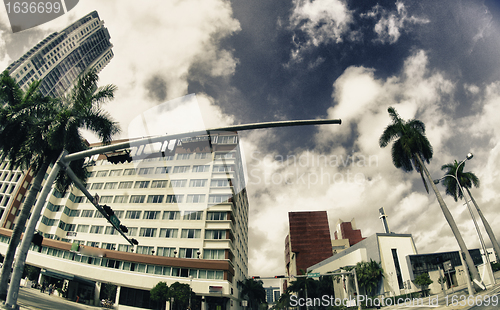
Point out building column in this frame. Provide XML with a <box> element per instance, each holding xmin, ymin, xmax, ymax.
<box><xmin>115</xmin><ymin>285</ymin><xmax>121</xmax><ymax>306</ymax></box>
<box><xmin>94</xmin><ymin>281</ymin><xmax>101</xmax><ymax>306</ymax></box>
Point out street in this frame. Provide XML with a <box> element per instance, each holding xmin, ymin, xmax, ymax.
<box><xmin>16</xmin><ymin>287</ymin><xmax>100</xmax><ymax>310</ymax></box>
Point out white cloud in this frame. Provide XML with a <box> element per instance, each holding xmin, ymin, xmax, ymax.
<box><xmin>289</xmin><ymin>0</ymin><xmax>354</xmax><ymax>61</ymax></box>
<box><xmin>364</xmin><ymin>1</ymin><xmax>429</xmax><ymax>44</ymax></box>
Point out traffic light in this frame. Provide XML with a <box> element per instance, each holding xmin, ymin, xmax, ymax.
<box><xmin>106</xmin><ymin>151</ymin><xmax>132</xmax><ymax>164</ymax></box>
<box><xmin>252</xmin><ymin>276</ymin><xmax>260</xmax><ymax>279</ymax></box>
<box><xmin>274</xmin><ymin>275</ymin><xmax>285</xmax><ymax>278</ymax></box>
<box><xmin>32</xmin><ymin>233</ymin><xmax>43</xmax><ymax>247</ymax></box>
<box><xmin>102</xmin><ymin>205</ymin><xmax>114</xmax><ymax>216</ymax></box>
<box><xmin>130</xmin><ymin>238</ymin><xmax>139</xmax><ymax>245</ymax></box>
<box><xmin>119</xmin><ymin>225</ymin><xmax>128</xmax><ymax>233</ymax></box>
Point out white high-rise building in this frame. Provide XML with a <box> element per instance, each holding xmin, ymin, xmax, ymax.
<box><xmin>0</xmin><ymin>132</ymin><xmax>249</xmax><ymax>310</ymax></box>
<box><xmin>5</xmin><ymin>11</ymin><xmax>113</xmax><ymax>97</ymax></box>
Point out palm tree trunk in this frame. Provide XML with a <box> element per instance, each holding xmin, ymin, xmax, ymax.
<box><xmin>0</xmin><ymin>161</ymin><xmax>49</xmax><ymax>300</ymax></box>
<box><xmin>414</xmin><ymin>154</ymin><xmax>482</xmax><ymax>284</ymax></box>
<box><xmin>465</xmin><ymin>187</ymin><xmax>500</xmax><ymax>262</ymax></box>
<box><xmin>6</xmin><ymin>157</ymin><xmax>62</xmax><ymax>307</ymax></box>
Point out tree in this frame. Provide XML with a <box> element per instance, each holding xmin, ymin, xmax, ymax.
<box><xmin>414</xmin><ymin>273</ymin><xmax>432</xmax><ymax>296</ymax></box>
<box><xmin>0</xmin><ymin>69</ymin><xmax>119</xmax><ymax>301</ymax></box>
<box><xmin>355</xmin><ymin>260</ymin><xmax>384</xmax><ymax>296</ymax></box>
<box><xmin>286</xmin><ymin>275</ymin><xmax>319</xmax><ymax>310</ymax></box>
<box><xmin>169</xmin><ymin>282</ymin><xmax>195</xmax><ymax>310</ymax></box>
<box><xmin>239</xmin><ymin>278</ymin><xmax>267</xmax><ymax>310</ymax></box>
<box><xmin>150</xmin><ymin>282</ymin><xmax>169</xmax><ymax>310</ymax></box>
<box><xmin>379</xmin><ymin>107</ymin><xmax>482</xmax><ymax>286</ymax></box>
<box><xmin>440</xmin><ymin>160</ymin><xmax>500</xmax><ymax>261</ymax></box>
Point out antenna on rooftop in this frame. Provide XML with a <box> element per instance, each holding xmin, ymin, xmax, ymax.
<box><xmin>379</xmin><ymin>207</ymin><xmax>391</xmax><ymax>234</ymax></box>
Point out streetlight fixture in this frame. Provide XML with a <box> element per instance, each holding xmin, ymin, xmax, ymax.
<box><xmin>434</xmin><ymin>153</ymin><xmax>495</xmax><ymax>290</ymax></box>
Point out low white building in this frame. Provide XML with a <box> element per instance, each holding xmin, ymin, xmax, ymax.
<box><xmin>308</xmin><ymin>233</ymin><xmax>419</xmax><ymax>299</ymax></box>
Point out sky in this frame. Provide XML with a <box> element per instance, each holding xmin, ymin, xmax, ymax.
<box><xmin>1</xmin><ymin>0</ymin><xmax>500</xmax><ymax>280</ymax></box>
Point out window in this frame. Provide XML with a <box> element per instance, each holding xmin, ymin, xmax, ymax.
<box><xmin>114</xmin><ymin>210</ymin><xmax>124</xmax><ymax>219</ymax></box>
<box><xmin>101</xmin><ymin>243</ymin><xmax>115</xmax><ymax>250</ymax></box>
<box><xmin>123</xmin><ymin>168</ymin><xmax>136</xmax><ymax>176</ymax></box>
<box><xmin>169</xmin><ymin>180</ymin><xmax>186</xmax><ymax>187</ymax></box>
<box><xmin>166</xmin><ymin>195</ymin><xmax>183</xmax><ymax>203</ymax></box>
<box><xmin>41</xmin><ymin>216</ymin><xmax>58</xmax><ymax>226</ymax></box>
<box><xmin>73</xmin><ymin>196</ymin><xmax>85</xmax><ymax>203</ymax></box>
<box><xmin>134</xmin><ymin>181</ymin><xmax>150</xmax><ymax>189</ymax></box>
<box><xmin>205</xmin><ymin>230</ymin><xmax>226</xmax><ymax>239</ymax></box>
<box><xmin>100</xmin><ymin>196</ymin><xmax>113</xmax><ymax>203</ymax></box>
<box><xmin>105</xmin><ymin>226</ymin><xmax>118</xmax><ymax>235</ymax></box>
<box><xmin>87</xmin><ymin>241</ymin><xmax>100</xmax><ymax>247</ymax></box>
<box><xmin>104</xmin><ymin>182</ymin><xmax>117</xmax><ymax>190</ymax></box>
<box><xmin>138</xmin><ymin>167</ymin><xmax>154</xmax><ymax>175</ymax></box>
<box><xmin>215</xmin><ymin>153</ymin><xmax>234</xmax><ymax>159</ymax></box>
<box><xmin>125</xmin><ymin>210</ymin><xmax>141</xmax><ymax>219</ymax></box>
<box><xmin>211</xmin><ymin>179</ymin><xmax>229</xmax><ymax>187</ymax></box>
<box><xmin>203</xmin><ymin>249</ymin><xmax>225</xmax><ymax>260</ymax></box>
<box><xmin>139</xmin><ymin>228</ymin><xmax>157</xmax><ymax>237</ymax></box>
<box><xmin>155</xmin><ymin>167</ymin><xmax>170</xmax><ymax>174</ymax></box>
<box><xmin>46</xmin><ymin>202</ymin><xmax>61</xmax><ymax>212</ymax></box>
<box><xmin>118</xmin><ymin>181</ymin><xmax>133</xmax><ymax>189</ymax></box>
<box><xmin>163</xmin><ymin>211</ymin><xmax>180</xmax><ymax>220</ymax></box>
<box><xmin>209</xmin><ymin>194</ymin><xmax>232</xmax><ymax>203</ymax></box>
<box><xmin>218</xmin><ymin>135</ymin><xmax>237</xmax><ymax>144</ymax></box>
<box><xmin>192</xmin><ymin>165</ymin><xmax>210</xmax><ymax>172</ymax></box>
<box><xmin>143</xmin><ymin>211</ymin><xmax>160</xmax><ymax>219</ymax></box>
<box><xmin>81</xmin><ymin>210</ymin><xmax>94</xmax><ymax>217</ymax></box>
<box><xmin>151</xmin><ymin>180</ymin><xmax>168</xmax><ymax>188</ymax></box>
<box><xmin>179</xmin><ymin>248</ymin><xmax>200</xmax><ymax>259</ymax></box>
<box><xmin>91</xmin><ymin>183</ymin><xmax>103</xmax><ymax>190</ymax></box>
<box><xmin>157</xmin><ymin>247</ymin><xmax>176</xmax><ymax>257</ymax></box>
<box><xmin>181</xmin><ymin>229</ymin><xmax>201</xmax><ymax>238</ymax></box>
<box><xmin>130</xmin><ymin>195</ymin><xmax>145</xmax><ymax>203</ymax></box>
<box><xmin>189</xmin><ymin>179</ymin><xmax>207</xmax><ymax>187</ymax></box>
<box><xmin>69</xmin><ymin>210</ymin><xmax>80</xmax><ymax>217</ymax></box>
<box><xmin>172</xmin><ymin>166</ymin><xmax>189</xmax><ymax>173</ymax></box>
<box><xmin>183</xmin><ymin>211</ymin><xmax>202</xmax><ymax>220</ymax></box>
<box><xmin>159</xmin><ymin>228</ymin><xmax>178</xmax><ymax>238</ymax></box>
<box><xmin>213</xmin><ymin>165</ymin><xmax>233</xmax><ymax>172</ymax></box>
<box><xmin>96</xmin><ymin>170</ymin><xmax>108</xmax><ymax>177</ymax></box>
<box><xmin>118</xmin><ymin>244</ymin><xmax>133</xmax><ymax>252</ymax></box>
<box><xmin>208</xmin><ymin>211</ymin><xmax>228</xmax><ymax>221</ymax></box>
<box><xmin>186</xmin><ymin>194</ymin><xmax>205</xmax><ymax>203</ymax></box>
<box><xmin>147</xmin><ymin>195</ymin><xmax>164</xmax><ymax>204</ymax></box>
<box><xmin>127</xmin><ymin>227</ymin><xmax>138</xmax><ymax>236</ymax></box>
<box><xmin>76</xmin><ymin>225</ymin><xmax>89</xmax><ymax>233</ymax></box>
<box><xmin>94</xmin><ymin>211</ymin><xmax>104</xmax><ymax>218</ymax></box>
<box><xmin>177</xmin><ymin>153</ymin><xmax>192</xmax><ymax>160</ymax></box>
<box><xmin>136</xmin><ymin>246</ymin><xmax>154</xmax><ymax>255</ymax></box>
<box><xmin>195</xmin><ymin>152</ymin><xmax>210</xmax><ymax>159</ymax></box>
<box><xmin>109</xmin><ymin>169</ymin><xmax>122</xmax><ymax>176</ymax></box>
<box><xmin>90</xmin><ymin>225</ymin><xmax>104</xmax><ymax>234</ymax></box>
<box><xmin>113</xmin><ymin>195</ymin><xmax>129</xmax><ymax>203</ymax></box>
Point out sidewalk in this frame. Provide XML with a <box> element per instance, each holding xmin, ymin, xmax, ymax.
<box><xmin>14</xmin><ymin>286</ymin><xmax>102</xmax><ymax>310</ymax></box>
<box><xmin>382</xmin><ymin>273</ymin><xmax>500</xmax><ymax>310</ymax></box>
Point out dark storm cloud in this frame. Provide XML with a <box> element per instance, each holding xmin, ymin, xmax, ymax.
<box><xmin>144</xmin><ymin>74</ymin><xmax>167</xmax><ymax>103</ymax></box>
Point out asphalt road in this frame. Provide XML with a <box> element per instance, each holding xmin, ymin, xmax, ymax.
<box><xmin>17</xmin><ymin>287</ymin><xmax>100</xmax><ymax>310</ymax></box>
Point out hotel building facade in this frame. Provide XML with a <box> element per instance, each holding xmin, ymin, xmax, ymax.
<box><xmin>0</xmin><ymin>132</ymin><xmax>249</xmax><ymax>310</ymax></box>
<box><xmin>5</xmin><ymin>10</ymin><xmax>113</xmax><ymax>97</ymax></box>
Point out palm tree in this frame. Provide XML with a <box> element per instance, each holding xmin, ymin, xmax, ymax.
<box><xmin>0</xmin><ymin>69</ymin><xmax>119</xmax><ymax>300</ymax></box>
<box><xmin>379</xmin><ymin>107</ymin><xmax>482</xmax><ymax>286</ymax></box>
<box><xmin>355</xmin><ymin>260</ymin><xmax>384</xmax><ymax>296</ymax></box>
<box><xmin>440</xmin><ymin>161</ymin><xmax>500</xmax><ymax>261</ymax></box>
<box><xmin>239</xmin><ymin>278</ymin><xmax>267</xmax><ymax>310</ymax></box>
<box><xmin>286</xmin><ymin>275</ymin><xmax>318</xmax><ymax>310</ymax></box>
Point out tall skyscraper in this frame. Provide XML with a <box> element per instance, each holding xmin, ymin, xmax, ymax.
<box><xmin>0</xmin><ymin>132</ymin><xmax>249</xmax><ymax>310</ymax></box>
<box><xmin>5</xmin><ymin>10</ymin><xmax>113</xmax><ymax>97</ymax></box>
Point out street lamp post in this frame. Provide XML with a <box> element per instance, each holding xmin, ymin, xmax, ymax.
<box><xmin>189</xmin><ymin>275</ymin><xmax>193</xmax><ymax>310</ymax></box>
<box><xmin>434</xmin><ymin>153</ymin><xmax>496</xmax><ymax>288</ymax></box>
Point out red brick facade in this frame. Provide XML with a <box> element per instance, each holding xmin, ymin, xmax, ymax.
<box><xmin>335</xmin><ymin>221</ymin><xmax>365</xmax><ymax>246</ymax></box>
<box><xmin>287</xmin><ymin>211</ymin><xmax>333</xmax><ymax>275</ymax></box>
